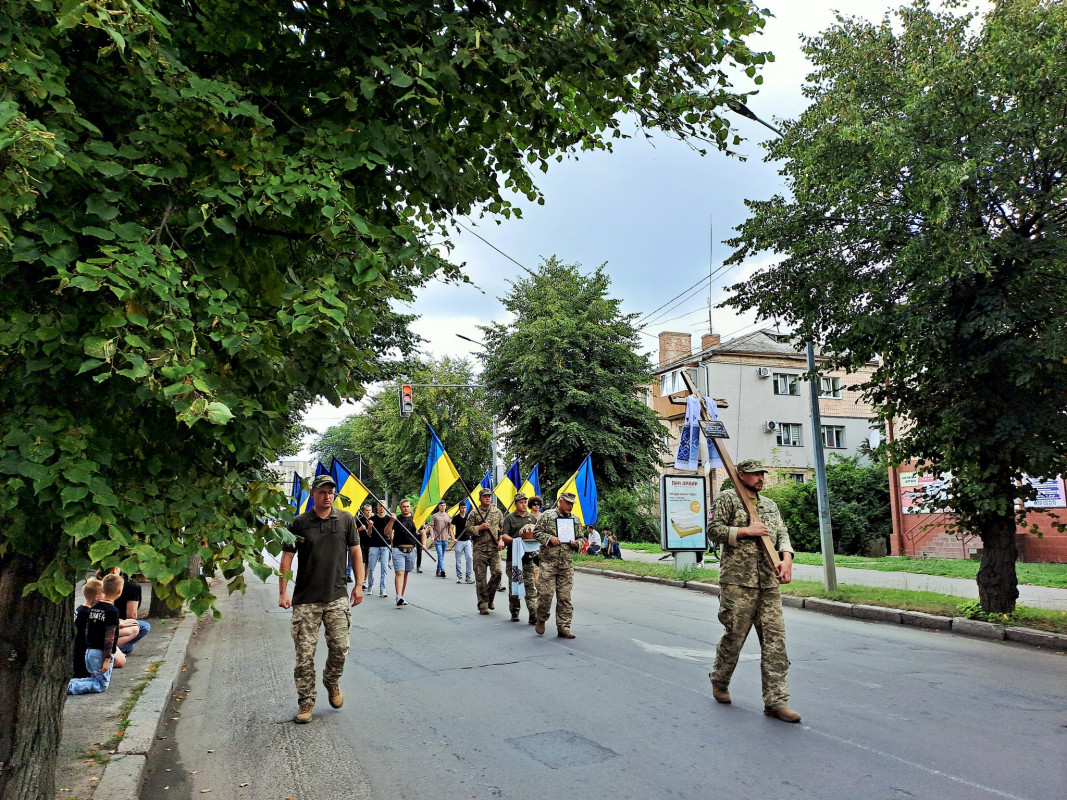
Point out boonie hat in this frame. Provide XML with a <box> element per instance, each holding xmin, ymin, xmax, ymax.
<box><xmin>311</xmin><ymin>474</ymin><xmax>337</xmax><ymax>490</ymax></box>
<box><xmin>513</xmin><ymin>491</ymin><xmax>528</xmax><ymax>502</ymax></box>
<box><xmin>479</xmin><ymin>487</ymin><xmax>493</xmax><ymax>497</ymax></box>
<box><xmin>735</xmin><ymin>459</ymin><xmax>769</xmax><ymax>474</ymax></box>
<box><xmin>558</xmin><ymin>491</ymin><xmax>577</xmax><ymax>504</ymax></box>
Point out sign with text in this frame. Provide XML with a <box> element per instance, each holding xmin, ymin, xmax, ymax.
<box><xmin>700</xmin><ymin>420</ymin><xmax>730</xmax><ymax>439</ymax></box>
<box><xmin>659</xmin><ymin>473</ymin><xmax>709</xmax><ymax>552</ymax></box>
<box><xmin>1023</xmin><ymin>475</ymin><xmax>1066</xmax><ymax>508</ymax></box>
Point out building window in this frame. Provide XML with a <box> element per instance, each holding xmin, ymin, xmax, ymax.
<box><xmin>776</xmin><ymin>423</ymin><xmax>803</xmax><ymax>447</ymax></box>
<box><xmin>773</xmin><ymin>373</ymin><xmax>800</xmax><ymax>396</ymax></box>
<box><xmin>789</xmin><ymin>473</ymin><xmax>806</xmax><ymax>484</ymax></box>
<box><xmin>819</xmin><ymin>376</ymin><xmax>842</xmax><ymax>398</ymax></box>
<box><xmin>660</xmin><ymin>367</ymin><xmax>696</xmax><ymax>397</ymax></box>
<box><xmin>822</xmin><ymin>425</ymin><xmax>845</xmax><ymax>448</ymax></box>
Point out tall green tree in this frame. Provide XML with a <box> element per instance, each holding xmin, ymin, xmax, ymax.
<box><xmin>312</xmin><ymin>356</ymin><xmax>494</xmax><ymax>502</ymax></box>
<box><xmin>479</xmin><ymin>258</ymin><xmax>667</xmax><ymax>494</ymax></box>
<box><xmin>1</xmin><ymin>1</ymin><xmax>771</xmax><ymax>794</ymax></box>
<box><xmin>723</xmin><ymin>0</ymin><xmax>1067</xmax><ymax>612</ymax></box>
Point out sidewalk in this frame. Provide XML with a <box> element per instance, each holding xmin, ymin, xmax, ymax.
<box><xmin>56</xmin><ymin>589</ymin><xmax>197</xmax><ymax>800</ymax></box>
<box><xmin>620</xmin><ymin>548</ymin><xmax>1067</xmax><ymax>611</ymax></box>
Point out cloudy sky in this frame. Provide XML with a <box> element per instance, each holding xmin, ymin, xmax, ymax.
<box><xmin>300</xmin><ymin>0</ymin><xmax>921</xmax><ymax>442</ymax></box>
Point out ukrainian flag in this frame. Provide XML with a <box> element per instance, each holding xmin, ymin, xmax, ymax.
<box><xmin>518</xmin><ymin>463</ymin><xmax>542</xmax><ymax>501</ymax></box>
<box><xmin>300</xmin><ymin>461</ymin><xmax>330</xmax><ymax>513</ymax></box>
<box><xmin>557</xmin><ymin>454</ymin><xmax>598</xmax><ymax>526</ymax></box>
<box><xmin>495</xmin><ymin>460</ymin><xmax>522</xmax><ymax>511</ymax></box>
<box><xmin>290</xmin><ymin>473</ymin><xmax>306</xmax><ymax>510</ymax></box>
<box><xmin>413</xmin><ymin>424</ymin><xmax>462</xmax><ymax>528</ymax></box>
<box><xmin>453</xmin><ymin>469</ymin><xmax>492</xmax><ymax>517</ymax></box>
<box><xmin>331</xmin><ymin>458</ymin><xmax>370</xmax><ymax>512</ymax></box>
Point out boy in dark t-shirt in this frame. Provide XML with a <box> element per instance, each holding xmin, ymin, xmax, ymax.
<box><xmin>72</xmin><ymin>578</ymin><xmax>104</xmax><ymax>679</ymax></box>
<box><xmin>68</xmin><ymin>573</ymin><xmax>123</xmax><ymax>695</ymax></box>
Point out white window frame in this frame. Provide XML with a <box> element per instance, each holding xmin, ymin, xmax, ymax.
<box><xmin>819</xmin><ymin>376</ymin><xmax>843</xmax><ymax>398</ymax></box>
<box><xmin>776</xmin><ymin>423</ymin><xmax>803</xmax><ymax>447</ymax></box>
<box><xmin>660</xmin><ymin>367</ymin><xmax>696</xmax><ymax>397</ymax></box>
<box><xmin>822</xmin><ymin>425</ymin><xmax>846</xmax><ymax>448</ymax></box>
<box><xmin>789</xmin><ymin>473</ymin><xmax>806</xmax><ymax>484</ymax></box>
<box><xmin>773</xmin><ymin>373</ymin><xmax>801</xmax><ymax>396</ymax></box>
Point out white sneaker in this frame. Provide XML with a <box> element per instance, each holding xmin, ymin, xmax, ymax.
<box><xmin>456</xmin><ymin>578</ymin><xmax>463</xmax><ymax>583</ymax></box>
<box><xmin>380</xmin><ymin>590</ymin><xmax>388</xmax><ymax>598</ymax></box>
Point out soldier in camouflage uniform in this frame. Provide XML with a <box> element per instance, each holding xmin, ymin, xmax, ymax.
<box><xmin>502</xmin><ymin>491</ymin><xmax>539</xmax><ymax>624</ymax></box>
<box><xmin>708</xmin><ymin>459</ymin><xmax>800</xmax><ymax>723</ymax></box>
<box><xmin>533</xmin><ymin>491</ymin><xmax>585</xmax><ymax>639</ymax></box>
<box><xmin>279</xmin><ymin>474</ymin><xmax>364</xmax><ymax>724</ymax></box>
<box><xmin>465</xmin><ymin>487</ymin><xmax>505</xmax><ymax>614</ymax></box>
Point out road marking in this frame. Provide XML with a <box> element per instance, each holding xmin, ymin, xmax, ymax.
<box><xmin>631</xmin><ymin>638</ymin><xmax>757</xmax><ymax>663</ymax></box>
<box><xmin>803</xmin><ymin>726</ymin><xmax>1035</xmax><ymax>800</ymax></box>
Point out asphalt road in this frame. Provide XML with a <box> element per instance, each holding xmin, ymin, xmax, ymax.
<box><xmin>142</xmin><ymin>562</ymin><xmax>1067</xmax><ymax>800</ymax></box>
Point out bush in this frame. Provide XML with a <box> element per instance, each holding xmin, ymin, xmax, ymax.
<box><xmin>763</xmin><ymin>455</ymin><xmax>891</xmax><ymax>556</ymax></box>
<box><xmin>596</xmin><ymin>485</ymin><xmax>660</xmax><ymax>543</ymax></box>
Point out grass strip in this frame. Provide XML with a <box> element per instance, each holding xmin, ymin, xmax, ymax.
<box><xmin>94</xmin><ymin>659</ymin><xmax>163</xmax><ymax>758</ymax></box>
<box><xmin>577</xmin><ymin>556</ymin><xmax>1067</xmax><ymax>635</ymax></box>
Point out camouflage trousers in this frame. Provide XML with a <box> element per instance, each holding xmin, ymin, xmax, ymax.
<box><xmin>472</xmin><ymin>542</ymin><xmax>501</xmax><ymax>609</ymax></box>
<box><xmin>711</xmin><ymin>583</ymin><xmax>790</xmax><ymax>709</ymax></box>
<box><xmin>291</xmin><ymin>596</ymin><xmax>351</xmax><ymax>706</ymax></box>
<box><xmin>536</xmin><ymin>548</ymin><xmax>574</xmax><ymax>629</ymax></box>
<box><xmin>508</xmin><ymin>552</ymin><xmax>539</xmax><ymax>617</ymax></box>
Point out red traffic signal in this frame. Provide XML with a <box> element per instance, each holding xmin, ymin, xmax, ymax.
<box><xmin>399</xmin><ymin>384</ymin><xmax>413</xmax><ymax>417</ymax></box>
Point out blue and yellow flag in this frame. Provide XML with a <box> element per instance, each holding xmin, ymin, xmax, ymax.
<box><xmin>455</xmin><ymin>469</ymin><xmax>493</xmax><ymax>517</ymax></box>
<box><xmin>413</xmin><ymin>425</ymin><xmax>462</xmax><ymax>528</ymax></box>
<box><xmin>495</xmin><ymin>459</ymin><xmax>522</xmax><ymax>511</ymax></box>
<box><xmin>300</xmin><ymin>461</ymin><xmax>330</xmax><ymax>513</ymax></box>
<box><xmin>290</xmin><ymin>473</ymin><xmax>307</xmax><ymax>510</ymax></box>
<box><xmin>518</xmin><ymin>463</ymin><xmax>541</xmax><ymax>501</ymax></box>
<box><xmin>331</xmin><ymin>458</ymin><xmax>370</xmax><ymax>513</ymax></box>
<box><xmin>557</xmin><ymin>454</ymin><xmax>598</xmax><ymax>526</ymax></box>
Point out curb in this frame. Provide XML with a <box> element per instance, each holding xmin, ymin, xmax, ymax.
<box><xmin>575</xmin><ymin>566</ymin><xmax>1067</xmax><ymax>651</ymax></box>
<box><xmin>93</xmin><ymin>612</ymin><xmax>199</xmax><ymax>800</ymax></box>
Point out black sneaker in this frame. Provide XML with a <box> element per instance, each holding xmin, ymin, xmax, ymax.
<box><xmin>396</xmin><ymin>598</ymin><xmax>405</xmax><ymax>607</ymax></box>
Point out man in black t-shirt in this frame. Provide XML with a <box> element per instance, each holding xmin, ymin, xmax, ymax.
<box><xmin>385</xmin><ymin>499</ymin><xmax>425</xmax><ymax>607</ymax></box>
<box><xmin>452</xmin><ymin>505</ymin><xmax>472</xmax><ymax>584</ymax></box>
<box><xmin>279</xmin><ymin>474</ymin><xmax>364</xmax><ymax>724</ymax></box>
<box><xmin>116</xmin><ymin>570</ymin><xmax>151</xmax><ymax>654</ymax></box>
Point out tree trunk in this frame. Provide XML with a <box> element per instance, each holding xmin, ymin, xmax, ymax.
<box><xmin>0</xmin><ymin>553</ymin><xmax>71</xmax><ymax>800</ymax></box>
<box><xmin>976</xmin><ymin>512</ymin><xmax>1020</xmax><ymax>614</ymax></box>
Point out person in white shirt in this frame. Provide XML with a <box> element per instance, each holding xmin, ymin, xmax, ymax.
<box><xmin>586</xmin><ymin>527</ymin><xmax>602</xmax><ymax>556</ymax></box>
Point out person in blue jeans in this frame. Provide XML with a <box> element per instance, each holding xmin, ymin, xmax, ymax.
<box><xmin>366</xmin><ymin>502</ymin><xmax>392</xmax><ymax>597</ymax></box>
<box><xmin>68</xmin><ymin>573</ymin><xmax>123</xmax><ymax>695</ymax></box>
<box><xmin>430</xmin><ymin>501</ymin><xmax>453</xmax><ymax>577</ymax></box>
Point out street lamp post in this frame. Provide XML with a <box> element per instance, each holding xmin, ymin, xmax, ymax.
<box><xmin>729</xmin><ymin>101</ymin><xmax>838</xmax><ymax>591</ymax></box>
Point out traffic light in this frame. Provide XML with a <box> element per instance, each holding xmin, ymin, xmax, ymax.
<box><xmin>399</xmin><ymin>384</ymin><xmax>413</xmax><ymax>417</ymax></box>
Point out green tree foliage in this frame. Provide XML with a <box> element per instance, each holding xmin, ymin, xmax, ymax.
<box><xmin>763</xmin><ymin>455</ymin><xmax>891</xmax><ymax>556</ymax></box>
<box><xmin>723</xmin><ymin>0</ymin><xmax>1067</xmax><ymax>612</ymax></box>
<box><xmin>312</xmin><ymin>357</ymin><xmax>493</xmax><ymax>502</ymax></box>
<box><xmin>597</xmin><ymin>485</ymin><xmax>661</xmax><ymax>544</ymax></box>
<box><xmin>1</xmin><ymin>1</ymin><xmax>772</xmax><ymax>794</ymax></box>
<box><xmin>479</xmin><ymin>258</ymin><xmax>667</xmax><ymax>493</ymax></box>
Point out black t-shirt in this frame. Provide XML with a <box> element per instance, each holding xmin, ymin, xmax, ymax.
<box><xmin>369</xmin><ymin>514</ymin><xmax>391</xmax><ymax>547</ymax></box>
<box><xmin>284</xmin><ymin>508</ymin><xmax>359</xmax><ymax>605</ymax></box>
<box><xmin>391</xmin><ymin>515</ymin><xmax>420</xmax><ymax>548</ymax></box>
<box><xmin>85</xmin><ymin>601</ymin><xmax>120</xmax><ymax>653</ymax></box>
<box><xmin>356</xmin><ymin>513</ymin><xmax>374</xmax><ymax>548</ymax></box>
<box><xmin>453</xmin><ymin>514</ymin><xmax>471</xmax><ymax>542</ymax></box>
<box><xmin>116</xmin><ymin>573</ymin><xmax>142</xmax><ymax>620</ymax></box>
<box><xmin>72</xmin><ymin>604</ymin><xmax>91</xmax><ymax>678</ymax></box>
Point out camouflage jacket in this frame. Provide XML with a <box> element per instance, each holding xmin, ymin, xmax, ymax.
<box><xmin>709</xmin><ymin>489</ymin><xmax>793</xmax><ymax>589</ymax></box>
<box><xmin>533</xmin><ymin>508</ymin><xmax>585</xmax><ymax>557</ymax></box>
<box><xmin>464</xmin><ymin>504</ymin><xmax>504</xmax><ymax>546</ymax></box>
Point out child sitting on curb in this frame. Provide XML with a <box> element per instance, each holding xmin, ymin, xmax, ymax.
<box><xmin>67</xmin><ymin>573</ymin><xmax>123</xmax><ymax>695</ymax></box>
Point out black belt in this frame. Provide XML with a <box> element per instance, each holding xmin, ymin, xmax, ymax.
<box><xmin>397</xmin><ymin>545</ymin><xmax>414</xmax><ymax>552</ymax></box>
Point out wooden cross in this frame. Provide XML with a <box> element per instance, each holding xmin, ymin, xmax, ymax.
<box><xmin>678</xmin><ymin>370</ymin><xmax>781</xmax><ymax>569</ymax></box>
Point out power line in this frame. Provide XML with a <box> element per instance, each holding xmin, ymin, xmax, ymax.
<box><xmin>456</xmin><ymin>220</ymin><xmax>537</xmax><ymax>277</ymax></box>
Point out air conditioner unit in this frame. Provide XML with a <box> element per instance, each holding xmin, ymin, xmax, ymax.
<box><xmin>765</xmin><ymin>420</ymin><xmax>778</xmax><ymax>432</ymax></box>
<box><xmin>756</xmin><ymin>367</ymin><xmax>771</xmax><ymax>379</ymax></box>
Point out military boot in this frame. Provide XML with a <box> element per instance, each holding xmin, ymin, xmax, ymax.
<box><xmin>557</xmin><ymin>628</ymin><xmax>576</xmax><ymax>639</ymax></box>
<box><xmin>327</xmin><ymin>684</ymin><xmax>343</xmax><ymax>709</ymax></box>
<box><xmin>710</xmin><ymin>675</ymin><xmax>731</xmax><ymax>704</ymax></box>
<box><xmin>764</xmin><ymin>706</ymin><xmax>801</xmax><ymax>723</ymax></box>
<box><xmin>535</xmin><ymin>620</ymin><xmax>545</xmax><ymax>635</ymax></box>
<box><xmin>294</xmin><ymin>702</ymin><xmax>314</xmax><ymax>724</ymax></box>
